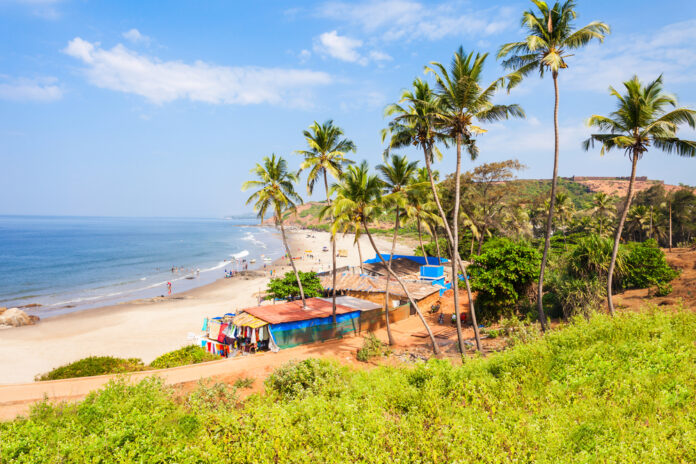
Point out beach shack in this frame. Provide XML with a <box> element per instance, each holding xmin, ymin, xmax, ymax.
<box><xmin>241</xmin><ymin>297</ymin><xmax>361</xmax><ymax>349</ymax></box>
<box><xmin>319</xmin><ymin>274</ymin><xmax>442</xmax><ymax>311</ymax></box>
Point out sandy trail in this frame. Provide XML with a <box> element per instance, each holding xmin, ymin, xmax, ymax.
<box><xmin>0</xmin><ymin>229</ymin><xmax>413</xmax><ymax>385</ymax></box>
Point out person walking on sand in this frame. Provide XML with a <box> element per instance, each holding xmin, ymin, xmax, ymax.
<box><xmin>167</xmin><ymin>282</ymin><xmax>172</xmax><ymax>295</ymax></box>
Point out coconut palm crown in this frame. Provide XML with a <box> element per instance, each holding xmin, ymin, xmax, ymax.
<box><xmin>296</xmin><ymin>120</ymin><xmax>356</xmax><ymax>196</ymax></box>
<box><xmin>497</xmin><ymin>0</ymin><xmax>610</xmax><ymax>83</ymax></box>
<box><xmin>242</xmin><ymin>154</ymin><xmax>302</xmax><ymax>221</ymax></box>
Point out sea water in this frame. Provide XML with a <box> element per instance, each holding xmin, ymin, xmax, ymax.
<box><xmin>0</xmin><ymin>216</ymin><xmax>283</xmax><ymax>318</ymax></box>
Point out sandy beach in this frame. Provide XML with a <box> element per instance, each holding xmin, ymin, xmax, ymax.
<box><xmin>0</xmin><ymin>228</ymin><xmax>412</xmax><ymax>384</ymax></box>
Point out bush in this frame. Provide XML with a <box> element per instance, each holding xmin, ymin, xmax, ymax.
<box><xmin>36</xmin><ymin>356</ymin><xmax>146</xmax><ymax>381</ymax></box>
<box><xmin>655</xmin><ymin>283</ymin><xmax>673</xmax><ymax>297</ymax></box>
<box><xmin>625</xmin><ymin>239</ymin><xmax>680</xmax><ymax>289</ymax></box>
<box><xmin>264</xmin><ymin>358</ymin><xmax>345</xmax><ymax>398</ymax></box>
<box><xmin>149</xmin><ymin>345</ymin><xmax>218</xmax><ymax>369</ymax></box>
<box><xmin>467</xmin><ymin>238</ymin><xmax>541</xmax><ymax>322</ymax></box>
<box><xmin>266</xmin><ymin>270</ymin><xmax>323</xmax><ymax>300</ymax></box>
<box><xmin>552</xmin><ymin>276</ymin><xmax>605</xmax><ymax>320</ymax></box>
<box><xmin>356</xmin><ymin>333</ymin><xmax>390</xmax><ymax>362</ymax></box>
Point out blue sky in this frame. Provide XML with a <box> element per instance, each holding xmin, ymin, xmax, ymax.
<box><xmin>1</xmin><ymin>0</ymin><xmax>696</xmax><ymax>217</ymax></box>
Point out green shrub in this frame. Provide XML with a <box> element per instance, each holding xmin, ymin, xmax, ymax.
<box><xmin>552</xmin><ymin>276</ymin><xmax>605</xmax><ymax>320</ymax></box>
<box><xmin>356</xmin><ymin>333</ymin><xmax>391</xmax><ymax>362</ymax></box>
<box><xmin>36</xmin><ymin>356</ymin><xmax>146</xmax><ymax>381</ymax></box>
<box><xmin>467</xmin><ymin>238</ymin><xmax>541</xmax><ymax>322</ymax></box>
<box><xmin>233</xmin><ymin>377</ymin><xmax>255</xmax><ymax>389</ymax></box>
<box><xmin>264</xmin><ymin>358</ymin><xmax>345</xmax><ymax>398</ymax></box>
<box><xmin>625</xmin><ymin>239</ymin><xmax>680</xmax><ymax>289</ymax></box>
<box><xmin>149</xmin><ymin>345</ymin><xmax>218</xmax><ymax>369</ymax></box>
<box><xmin>266</xmin><ymin>270</ymin><xmax>323</xmax><ymax>300</ymax></box>
<box><xmin>655</xmin><ymin>283</ymin><xmax>673</xmax><ymax>297</ymax></box>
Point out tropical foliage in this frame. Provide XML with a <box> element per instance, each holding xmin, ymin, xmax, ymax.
<box><xmin>266</xmin><ymin>271</ymin><xmax>323</xmax><ymax>301</ymax></box>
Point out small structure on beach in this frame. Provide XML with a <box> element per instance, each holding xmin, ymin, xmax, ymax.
<box><xmin>319</xmin><ymin>274</ymin><xmax>442</xmax><ymax>311</ymax></box>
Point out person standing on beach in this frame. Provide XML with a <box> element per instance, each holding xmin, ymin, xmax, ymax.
<box><xmin>167</xmin><ymin>282</ymin><xmax>172</xmax><ymax>295</ymax></box>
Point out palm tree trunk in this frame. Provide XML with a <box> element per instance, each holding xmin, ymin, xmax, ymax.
<box><xmin>434</xmin><ymin>228</ymin><xmax>442</xmax><ymax>265</ymax></box>
<box><xmin>356</xmin><ymin>235</ymin><xmax>364</xmax><ymax>273</ymax></box>
<box><xmin>422</xmin><ymin>145</ymin><xmax>481</xmax><ymax>352</ymax></box>
<box><xmin>363</xmin><ymin>220</ymin><xmax>439</xmax><ymax>354</ymax></box>
<box><xmin>417</xmin><ymin>220</ymin><xmax>428</xmax><ymax>261</ymax></box>
<box><xmin>669</xmin><ymin>200</ymin><xmax>673</xmax><ymax>252</ymax></box>
<box><xmin>324</xmin><ymin>172</ymin><xmax>337</xmax><ymax>323</ymax></box>
<box><xmin>607</xmin><ymin>152</ymin><xmax>639</xmax><ymax>315</ymax></box>
<box><xmin>383</xmin><ymin>206</ymin><xmax>399</xmax><ymax>345</ymax></box>
<box><xmin>451</xmin><ymin>134</ymin><xmax>467</xmax><ymax>354</ymax></box>
<box><xmin>279</xmin><ymin>218</ymin><xmax>306</xmax><ymax>307</ymax></box>
<box><xmin>536</xmin><ymin>73</ymin><xmax>560</xmax><ymax>332</ymax></box>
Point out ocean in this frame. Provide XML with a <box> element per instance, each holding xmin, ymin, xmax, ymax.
<box><xmin>0</xmin><ymin>216</ymin><xmax>283</xmax><ymax>318</ymax></box>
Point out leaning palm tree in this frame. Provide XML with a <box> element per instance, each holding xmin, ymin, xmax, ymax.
<box><xmin>583</xmin><ymin>75</ymin><xmax>696</xmax><ymax>314</ymax></box>
<box><xmin>424</xmin><ymin>47</ymin><xmax>525</xmax><ymax>352</ymax></box>
<box><xmin>242</xmin><ymin>154</ymin><xmax>306</xmax><ymax>307</ymax></box>
<box><xmin>296</xmin><ymin>120</ymin><xmax>356</xmax><ymax>322</ymax></box>
<box><xmin>498</xmin><ymin>0</ymin><xmax>609</xmax><ymax>330</ymax></box>
<box><xmin>331</xmin><ymin>161</ymin><xmax>440</xmax><ymax>354</ymax></box>
<box><xmin>376</xmin><ymin>153</ymin><xmax>418</xmax><ymax>345</ymax></box>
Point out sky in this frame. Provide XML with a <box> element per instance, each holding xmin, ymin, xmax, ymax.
<box><xmin>1</xmin><ymin>0</ymin><xmax>696</xmax><ymax>218</ymax></box>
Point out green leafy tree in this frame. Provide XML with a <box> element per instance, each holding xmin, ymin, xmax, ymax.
<box><xmin>583</xmin><ymin>75</ymin><xmax>696</xmax><ymax>314</ymax></box>
<box><xmin>499</xmin><ymin>0</ymin><xmax>610</xmax><ymax>329</ymax></box>
<box><xmin>242</xmin><ymin>154</ymin><xmax>306</xmax><ymax>307</ymax></box>
<box><xmin>468</xmin><ymin>238</ymin><xmax>541</xmax><ymax>322</ymax></box>
<box><xmin>267</xmin><ymin>271</ymin><xmax>323</xmax><ymax>301</ymax></box>
<box><xmin>296</xmin><ymin>120</ymin><xmax>356</xmax><ymax>321</ymax></box>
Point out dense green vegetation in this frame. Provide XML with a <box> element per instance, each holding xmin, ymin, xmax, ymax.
<box><xmin>37</xmin><ymin>346</ymin><xmax>219</xmax><ymax>380</ymax></box>
<box><xmin>266</xmin><ymin>270</ymin><xmax>323</xmax><ymax>300</ymax></box>
<box><xmin>149</xmin><ymin>345</ymin><xmax>218</xmax><ymax>369</ymax></box>
<box><xmin>5</xmin><ymin>310</ymin><xmax>696</xmax><ymax>462</ymax></box>
<box><xmin>36</xmin><ymin>356</ymin><xmax>147</xmax><ymax>381</ymax></box>
<box><xmin>467</xmin><ymin>238</ymin><xmax>541</xmax><ymax>322</ymax></box>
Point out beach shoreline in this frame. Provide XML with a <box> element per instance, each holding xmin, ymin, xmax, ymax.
<box><xmin>0</xmin><ymin>228</ymin><xmax>415</xmax><ymax>384</ymax></box>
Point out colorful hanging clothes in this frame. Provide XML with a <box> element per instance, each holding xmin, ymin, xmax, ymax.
<box><xmin>217</xmin><ymin>323</ymin><xmax>229</xmax><ymax>343</ymax></box>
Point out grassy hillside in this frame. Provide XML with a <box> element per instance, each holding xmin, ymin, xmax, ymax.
<box><xmin>509</xmin><ymin>178</ymin><xmax>596</xmax><ymax>207</ymax></box>
<box><xmin>2</xmin><ymin>308</ymin><xmax>696</xmax><ymax>462</ymax></box>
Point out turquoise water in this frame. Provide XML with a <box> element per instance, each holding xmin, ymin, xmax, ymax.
<box><xmin>0</xmin><ymin>216</ymin><xmax>282</xmax><ymax>317</ymax></box>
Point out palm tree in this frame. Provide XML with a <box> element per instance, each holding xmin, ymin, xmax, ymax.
<box><xmin>553</xmin><ymin>192</ymin><xmax>574</xmax><ymax>248</ymax></box>
<box><xmin>242</xmin><ymin>154</ymin><xmax>306</xmax><ymax>307</ymax></box>
<box><xmin>296</xmin><ymin>120</ymin><xmax>356</xmax><ymax>322</ymax></box>
<box><xmin>498</xmin><ymin>0</ymin><xmax>609</xmax><ymax>330</ymax></box>
<box><xmin>424</xmin><ymin>47</ymin><xmax>524</xmax><ymax>351</ymax></box>
<box><xmin>626</xmin><ymin>205</ymin><xmax>651</xmax><ymax>241</ymax></box>
<box><xmin>376</xmin><ymin>153</ymin><xmax>418</xmax><ymax>345</ymax></box>
<box><xmin>591</xmin><ymin>192</ymin><xmax>615</xmax><ymax>236</ymax></box>
<box><xmin>331</xmin><ymin>162</ymin><xmax>440</xmax><ymax>353</ymax></box>
<box><xmin>583</xmin><ymin>75</ymin><xmax>696</xmax><ymax>314</ymax></box>
<box><xmin>407</xmin><ymin>167</ymin><xmax>440</xmax><ymax>260</ymax></box>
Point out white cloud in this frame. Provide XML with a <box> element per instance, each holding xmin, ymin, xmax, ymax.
<box><xmin>368</xmin><ymin>50</ymin><xmax>392</xmax><ymax>62</ymax></box>
<box><xmin>314</xmin><ymin>30</ymin><xmax>365</xmax><ymax>64</ymax></box>
<box><xmin>0</xmin><ymin>76</ymin><xmax>62</xmax><ymax>102</ymax></box>
<box><xmin>312</xmin><ymin>30</ymin><xmax>392</xmax><ymax>66</ymax></box>
<box><xmin>566</xmin><ymin>19</ymin><xmax>696</xmax><ymax>92</ymax></box>
<box><xmin>298</xmin><ymin>49</ymin><xmax>311</xmax><ymax>63</ymax></box>
<box><xmin>8</xmin><ymin>0</ymin><xmax>62</xmax><ymax>19</ymax></box>
<box><xmin>317</xmin><ymin>0</ymin><xmax>513</xmax><ymax>42</ymax></box>
<box><xmin>62</xmin><ymin>37</ymin><xmax>332</xmax><ymax>106</ymax></box>
<box><xmin>122</xmin><ymin>28</ymin><xmax>150</xmax><ymax>45</ymax></box>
